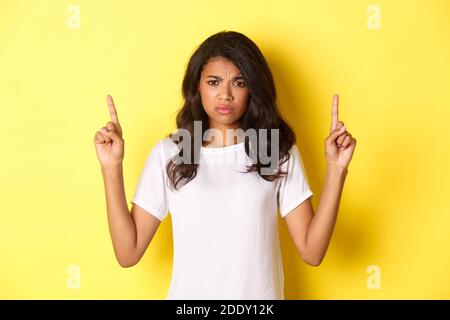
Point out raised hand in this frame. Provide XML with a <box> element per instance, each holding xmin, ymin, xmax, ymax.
<box><xmin>324</xmin><ymin>94</ymin><xmax>357</xmax><ymax>170</ymax></box>
<box><xmin>94</xmin><ymin>95</ymin><xmax>125</xmax><ymax>168</ymax></box>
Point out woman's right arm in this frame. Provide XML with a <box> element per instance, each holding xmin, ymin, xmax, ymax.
<box><xmin>101</xmin><ymin>164</ymin><xmax>161</xmax><ymax>268</ymax></box>
<box><xmin>95</xmin><ymin>95</ymin><xmax>161</xmax><ymax>268</ymax></box>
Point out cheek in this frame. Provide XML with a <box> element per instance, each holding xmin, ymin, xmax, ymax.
<box><xmin>234</xmin><ymin>89</ymin><xmax>250</xmax><ymax>108</ymax></box>
<box><xmin>199</xmin><ymin>85</ymin><xmax>215</xmax><ymax>108</ymax></box>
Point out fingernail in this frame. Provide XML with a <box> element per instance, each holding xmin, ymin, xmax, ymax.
<box><xmin>341</xmin><ymin>126</ymin><xmax>346</xmax><ymax>131</ymax></box>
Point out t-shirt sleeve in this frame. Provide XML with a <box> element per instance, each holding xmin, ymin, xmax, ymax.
<box><xmin>130</xmin><ymin>141</ymin><xmax>169</xmax><ymax>221</ymax></box>
<box><xmin>277</xmin><ymin>144</ymin><xmax>314</xmax><ymax>218</ymax></box>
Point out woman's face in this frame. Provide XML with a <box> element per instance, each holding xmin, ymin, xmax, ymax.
<box><xmin>198</xmin><ymin>56</ymin><xmax>250</xmax><ymax>131</ymax></box>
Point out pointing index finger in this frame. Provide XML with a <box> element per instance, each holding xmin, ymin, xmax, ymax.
<box><xmin>331</xmin><ymin>94</ymin><xmax>339</xmax><ymax>132</ymax></box>
<box><xmin>106</xmin><ymin>94</ymin><xmax>119</xmax><ymax>125</ymax></box>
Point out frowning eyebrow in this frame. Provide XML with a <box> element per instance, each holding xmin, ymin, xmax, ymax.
<box><xmin>205</xmin><ymin>75</ymin><xmax>244</xmax><ymax>80</ymax></box>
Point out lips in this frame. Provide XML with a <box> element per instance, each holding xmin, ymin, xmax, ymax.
<box><xmin>216</xmin><ymin>104</ymin><xmax>233</xmax><ymax>110</ymax></box>
<box><xmin>216</xmin><ymin>104</ymin><xmax>233</xmax><ymax>115</ymax></box>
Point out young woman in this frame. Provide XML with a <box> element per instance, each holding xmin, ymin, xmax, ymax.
<box><xmin>94</xmin><ymin>31</ymin><xmax>356</xmax><ymax>300</ymax></box>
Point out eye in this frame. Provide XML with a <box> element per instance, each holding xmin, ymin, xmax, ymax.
<box><xmin>207</xmin><ymin>80</ymin><xmax>219</xmax><ymax>86</ymax></box>
<box><xmin>234</xmin><ymin>81</ymin><xmax>246</xmax><ymax>87</ymax></box>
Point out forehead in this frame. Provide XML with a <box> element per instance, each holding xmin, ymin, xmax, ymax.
<box><xmin>202</xmin><ymin>56</ymin><xmax>240</xmax><ymax>75</ymax></box>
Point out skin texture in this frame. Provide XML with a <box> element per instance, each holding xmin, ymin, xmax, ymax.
<box><xmin>198</xmin><ymin>56</ymin><xmax>250</xmax><ymax>147</ymax></box>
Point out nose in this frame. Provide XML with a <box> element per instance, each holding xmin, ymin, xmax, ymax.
<box><xmin>218</xmin><ymin>83</ymin><xmax>233</xmax><ymax>101</ymax></box>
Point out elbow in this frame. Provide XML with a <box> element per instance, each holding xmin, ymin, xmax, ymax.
<box><xmin>304</xmin><ymin>258</ymin><xmax>322</xmax><ymax>267</ymax></box>
<box><xmin>298</xmin><ymin>243</ymin><xmax>325</xmax><ymax>267</ymax></box>
<box><xmin>118</xmin><ymin>260</ymin><xmax>136</xmax><ymax>268</ymax></box>
<box><xmin>116</xmin><ymin>255</ymin><xmax>139</xmax><ymax>268</ymax></box>
<box><xmin>301</xmin><ymin>253</ymin><xmax>323</xmax><ymax>267</ymax></box>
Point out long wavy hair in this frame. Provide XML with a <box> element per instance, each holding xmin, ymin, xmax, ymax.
<box><xmin>165</xmin><ymin>30</ymin><xmax>297</xmax><ymax>191</ymax></box>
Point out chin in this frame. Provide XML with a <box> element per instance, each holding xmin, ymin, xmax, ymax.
<box><xmin>219</xmin><ymin>118</ymin><xmax>240</xmax><ymax>125</ymax></box>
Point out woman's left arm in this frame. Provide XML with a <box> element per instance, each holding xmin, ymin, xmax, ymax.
<box><xmin>284</xmin><ymin>94</ymin><xmax>357</xmax><ymax>266</ymax></box>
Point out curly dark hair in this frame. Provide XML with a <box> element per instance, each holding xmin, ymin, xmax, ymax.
<box><xmin>165</xmin><ymin>30</ymin><xmax>297</xmax><ymax>191</ymax></box>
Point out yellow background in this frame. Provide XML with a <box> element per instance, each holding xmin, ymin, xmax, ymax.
<box><xmin>1</xmin><ymin>0</ymin><xmax>449</xmax><ymax>299</ymax></box>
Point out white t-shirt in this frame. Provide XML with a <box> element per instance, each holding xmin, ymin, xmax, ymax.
<box><xmin>131</xmin><ymin>136</ymin><xmax>313</xmax><ymax>300</ymax></box>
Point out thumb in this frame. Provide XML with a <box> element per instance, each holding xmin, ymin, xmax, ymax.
<box><xmin>102</xmin><ymin>128</ymin><xmax>122</xmax><ymax>142</ymax></box>
<box><xmin>326</xmin><ymin>125</ymin><xmax>346</xmax><ymax>145</ymax></box>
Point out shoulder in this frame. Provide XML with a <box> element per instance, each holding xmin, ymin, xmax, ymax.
<box><xmin>279</xmin><ymin>143</ymin><xmax>300</xmax><ymax>170</ymax></box>
<box><xmin>287</xmin><ymin>144</ymin><xmax>299</xmax><ymax>156</ymax></box>
<box><xmin>156</xmin><ymin>136</ymin><xmax>180</xmax><ymax>161</ymax></box>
